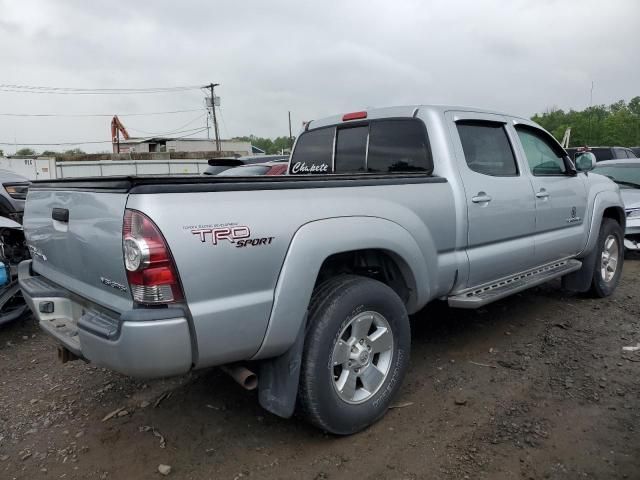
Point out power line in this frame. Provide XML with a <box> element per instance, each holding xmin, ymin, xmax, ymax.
<box><xmin>0</xmin><ymin>83</ymin><xmax>205</xmax><ymax>95</ymax></box>
<box><xmin>126</xmin><ymin>113</ymin><xmax>206</xmax><ymax>136</ymax></box>
<box><xmin>0</xmin><ymin>108</ymin><xmax>205</xmax><ymax>118</ymax></box>
<box><xmin>0</xmin><ymin>127</ymin><xmax>210</xmax><ymax>147</ymax></box>
<box><xmin>126</xmin><ymin>125</ymin><xmax>209</xmax><ymax>138</ymax></box>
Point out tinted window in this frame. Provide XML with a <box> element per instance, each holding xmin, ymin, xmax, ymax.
<box><xmin>217</xmin><ymin>165</ymin><xmax>270</xmax><ymax>176</ymax></box>
<box><xmin>516</xmin><ymin>127</ymin><xmax>566</xmax><ymax>175</ymax></box>
<box><xmin>591</xmin><ymin>148</ymin><xmax>614</xmax><ymax>161</ymax></box>
<box><xmin>367</xmin><ymin>119</ymin><xmax>430</xmax><ymax>172</ymax></box>
<box><xmin>614</xmin><ymin>148</ymin><xmax>628</xmax><ymax>159</ymax></box>
<box><xmin>290</xmin><ymin>118</ymin><xmax>433</xmax><ymax>175</ymax></box>
<box><xmin>457</xmin><ymin>122</ymin><xmax>518</xmax><ymax>176</ymax></box>
<box><xmin>335</xmin><ymin>126</ymin><xmax>368</xmax><ymax>173</ymax></box>
<box><xmin>289</xmin><ymin>127</ymin><xmax>333</xmax><ymax>174</ymax></box>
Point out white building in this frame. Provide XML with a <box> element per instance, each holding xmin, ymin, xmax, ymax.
<box><xmin>118</xmin><ymin>137</ymin><xmax>261</xmax><ymax>156</ymax></box>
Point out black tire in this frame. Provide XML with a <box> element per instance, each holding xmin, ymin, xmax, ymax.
<box><xmin>298</xmin><ymin>274</ymin><xmax>410</xmax><ymax>435</ymax></box>
<box><xmin>589</xmin><ymin>218</ymin><xmax>624</xmax><ymax>297</ymax></box>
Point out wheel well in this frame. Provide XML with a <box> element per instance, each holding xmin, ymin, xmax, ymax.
<box><xmin>603</xmin><ymin>206</ymin><xmax>625</xmax><ymax>228</ymax></box>
<box><xmin>315</xmin><ymin>249</ymin><xmax>413</xmax><ymax>305</ymax></box>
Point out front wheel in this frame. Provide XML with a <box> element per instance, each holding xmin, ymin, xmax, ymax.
<box><xmin>298</xmin><ymin>275</ymin><xmax>410</xmax><ymax>435</ymax></box>
<box><xmin>589</xmin><ymin>218</ymin><xmax>624</xmax><ymax>297</ymax></box>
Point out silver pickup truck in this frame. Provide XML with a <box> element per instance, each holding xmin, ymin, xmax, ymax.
<box><xmin>19</xmin><ymin>105</ymin><xmax>625</xmax><ymax>435</ymax></box>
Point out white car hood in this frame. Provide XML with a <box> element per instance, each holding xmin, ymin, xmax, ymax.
<box><xmin>620</xmin><ymin>189</ymin><xmax>640</xmax><ymax>210</ymax></box>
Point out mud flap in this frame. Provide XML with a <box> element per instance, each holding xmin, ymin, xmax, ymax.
<box><xmin>258</xmin><ymin>315</ymin><xmax>306</xmax><ymax>418</ymax></box>
<box><xmin>562</xmin><ymin>246</ymin><xmax>597</xmax><ymax>293</ymax></box>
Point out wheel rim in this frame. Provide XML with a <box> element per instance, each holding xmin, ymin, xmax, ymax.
<box><xmin>330</xmin><ymin>311</ymin><xmax>394</xmax><ymax>404</ymax></box>
<box><xmin>600</xmin><ymin>234</ymin><xmax>619</xmax><ymax>283</ymax></box>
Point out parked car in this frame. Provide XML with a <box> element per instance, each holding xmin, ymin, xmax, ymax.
<box><xmin>216</xmin><ymin>160</ymin><xmax>288</xmax><ymax>176</ymax></box>
<box><xmin>566</xmin><ymin>146</ymin><xmax>637</xmax><ymax>162</ymax></box>
<box><xmin>0</xmin><ymin>169</ymin><xmax>31</xmax><ymax>324</ymax></box>
<box><xmin>0</xmin><ymin>169</ymin><xmax>30</xmax><ymax>222</ymax></box>
<box><xmin>203</xmin><ymin>155</ymin><xmax>289</xmax><ymax>175</ymax></box>
<box><xmin>19</xmin><ymin>105</ymin><xmax>625</xmax><ymax>435</ymax></box>
<box><xmin>592</xmin><ymin>159</ymin><xmax>640</xmax><ymax>251</ymax></box>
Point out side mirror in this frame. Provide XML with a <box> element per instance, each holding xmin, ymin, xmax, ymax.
<box><xmin>575</xmin><ymin>152</ymin><xmax>595</xmax><ymax>172</ymax></box>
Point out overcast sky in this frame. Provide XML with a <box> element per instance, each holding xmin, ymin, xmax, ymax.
<box><xmin>0</xmin><ymin>0</ymin><xmax>638</xmax><ymax>153</ymax></box>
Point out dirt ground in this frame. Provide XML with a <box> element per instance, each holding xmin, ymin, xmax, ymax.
<box><xmin>1</xmin><ymin>258</ymin><xmax>639</xmax><ymax>480</ymax></box>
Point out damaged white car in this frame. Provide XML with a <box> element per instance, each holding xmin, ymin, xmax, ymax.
<box><xmin>592</xmin><ymin>159</ymin><xmax>640</xmax><ymax>251</ymax></box>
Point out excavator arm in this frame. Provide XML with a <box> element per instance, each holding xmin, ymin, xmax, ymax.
<box><xmin>111</xmin><ymin>115</ymin><xmax>130</xmax><ymax>153</ymax></box>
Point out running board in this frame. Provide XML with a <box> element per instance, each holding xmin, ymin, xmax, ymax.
<box><xmin>448</xmin><ymin>259</ymin><xmax>582</xmax><ymax>309</ymax></box>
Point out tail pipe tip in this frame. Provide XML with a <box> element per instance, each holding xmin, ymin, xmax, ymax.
<box><xmin>220</xmin><ymin>364</ymin><xmax>258</xmax><ymax>391</ymax></box>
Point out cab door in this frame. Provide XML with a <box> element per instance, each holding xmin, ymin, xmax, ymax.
<box><xmin>512</xmin><ymin>124</ymin><xmax>588</xmax><ymax>263</ymax></box>
<box><xmin>447</xmin><ymin>112</ymin><xmax>537</xmax><ymax>287</ymax></box>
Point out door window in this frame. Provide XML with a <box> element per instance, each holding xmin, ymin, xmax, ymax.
<box><xmin>614</xmin><ymin>148</ymin><xmax>628</xmax><ymax>159</ymax></box>
<box><xmin>456</xmin><ymin>122</ymin><xmax>518</xmax><ymax>176</ymax></box>
<box><xmin>515</xmin><ymin>126</ymin><xmax>567</xmax><ymax>176</ymax></box>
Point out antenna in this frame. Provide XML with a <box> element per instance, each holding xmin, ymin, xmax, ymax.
<box><xmin>587</xmin><ymin>81</ymin><xmax>594</xmax><ymax>145</ymax></box>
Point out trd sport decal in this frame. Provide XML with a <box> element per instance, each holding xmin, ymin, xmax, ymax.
<box><xmin>187</xmin><ymin>224</ymin><xmax>274</xmax><ymax>248</ymax></box>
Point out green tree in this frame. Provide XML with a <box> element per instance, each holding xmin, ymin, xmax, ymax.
<box><xmin>41</xmin><ymin>150</ymin><xmax>58</xmax><ymax>156</ymax></box>
<box><xmin>63</xmin><ymin>148</ymin><xmax>85</xmax><ymax>155</ymax></box>
<box><xmin>532</xmin><ymin>98</ymin><xmax>640</xmax><ymax>147</ymax></box>
<box><xmin>233</xmin><ymin>135</ymin><xmax>295</xmax><ymax>154</ymax></box>
<box><xmin>16</xmin><ymin>147</ymin><xmax>36</xmax><ymax>155</ymax></box>
<box><xmin>0</xmin><ymin>149</ymin><xmax>3</xmax><ymax>157</ymax></box>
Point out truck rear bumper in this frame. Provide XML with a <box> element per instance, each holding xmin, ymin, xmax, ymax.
<box><xmin>18</xmin><ymin>260</ymin><xmax>193</xmax><ymax>378</ymax></box>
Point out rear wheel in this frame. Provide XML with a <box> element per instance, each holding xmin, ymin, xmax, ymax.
<box><xmin>589</xmin><ymin>218</ymin><xmax>624</xmax><ymax>297</ymax></box>
<box><xmin>298</xmin><ymin>275</ymin><xmax>410</xmax><ymax>435</ymax></box>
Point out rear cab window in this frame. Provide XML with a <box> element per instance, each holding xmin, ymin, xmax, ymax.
<box><xmin>289</xmin><ymin>118</ymin><xmax>433</xmax><ymax>175</ymax></box>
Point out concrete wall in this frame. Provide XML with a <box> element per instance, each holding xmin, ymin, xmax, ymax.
<box><xmin>56</xmin><ymin>159</ymin><xmax>210</xmax><ymax>178</ymax></box>
<box><xmin>0</xmin><ymin>151</ymin><xmax>238</xmax><ymax>180</ymax></box>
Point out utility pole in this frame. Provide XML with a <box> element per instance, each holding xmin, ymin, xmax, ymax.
<box><xmin>207</xmin><ymin>83</ymin><xmax>221</xmax><ymax>151</ymax></box>
<box><xmin>587</xmin><ymin>80</ymin><xmax>594</xmax><ymax>145</ymax></box>
<box><xmin>288</xmin><ymin>111</ymin><xmax>292</xmax><ymax>145</ymax></box>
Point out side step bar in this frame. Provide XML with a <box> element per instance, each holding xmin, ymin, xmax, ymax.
<box><xmin>448</xmin><ymin>259</ymin><xmax>582</xmax><ymax>309</ymax></box>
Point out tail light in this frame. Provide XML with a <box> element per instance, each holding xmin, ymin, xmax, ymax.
<box><xmin>123</xmin><ymin>209</ymin><xmax>184</xmax><ymax>304</ymax></box>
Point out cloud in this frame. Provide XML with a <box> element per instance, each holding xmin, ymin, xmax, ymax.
<box><xmin>0</xmin><ymin>0</ymin><xmax>638</xmax><ymax>152</ymax></box>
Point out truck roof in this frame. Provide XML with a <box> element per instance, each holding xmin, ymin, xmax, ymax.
<box><xmin>307</xmin><ymin>104</ymin><xmax>530</xmax><ymax>130</ymax></box>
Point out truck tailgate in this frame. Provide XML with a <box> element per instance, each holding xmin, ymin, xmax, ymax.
<box><xmin>23</xmin><ymin>188</ymin><xmax>133</xmax><ymax>312</ymax></box>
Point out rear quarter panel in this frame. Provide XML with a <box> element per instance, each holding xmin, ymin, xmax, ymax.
<box><xmin>127</xmin><ymin>180</ymin><xmax>457</xmax><ymax>367</ymax></box>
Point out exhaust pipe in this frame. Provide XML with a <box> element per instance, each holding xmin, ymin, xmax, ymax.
<box><xmin>220</xmin><ymin>364</ymin><xmax>258</xmax><ymax>390</ymax></box>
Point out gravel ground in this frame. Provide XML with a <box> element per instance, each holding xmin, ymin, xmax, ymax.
<box><xmin>1</xmin><ymin>258</ymin><xmax>639</xmax><ymax>479</ymax></box>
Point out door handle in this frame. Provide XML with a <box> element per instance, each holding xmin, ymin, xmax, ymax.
<box><xmin>52</xmin><ymin>208</ymin><xmax>69</xmax><ymax>223</ymax></box>
<box><xmin>536</xmin><ymin>189</ymin><xmax>550</xmax><ymax>199</ymax></box>
<box><xmin>471</xmin><ymin>192</ymin><xmax>492</xmax><ymax>204</ymax></box>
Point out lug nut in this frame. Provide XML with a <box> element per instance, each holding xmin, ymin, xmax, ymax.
<box><xmin>359</xmin><ymin>339</ymin><xmax>364</xmax><ymax>344</ymax></box>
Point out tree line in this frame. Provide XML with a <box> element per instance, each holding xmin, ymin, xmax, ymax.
<box><xmin>532</xmin><ymin>96</ymin><xmax>640</xmax><ymax>147</ymax></box>
<box><xmin>232</xmin><ymin>135</ymin><xmax>295</xmax><ymax>155</ymax></box>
